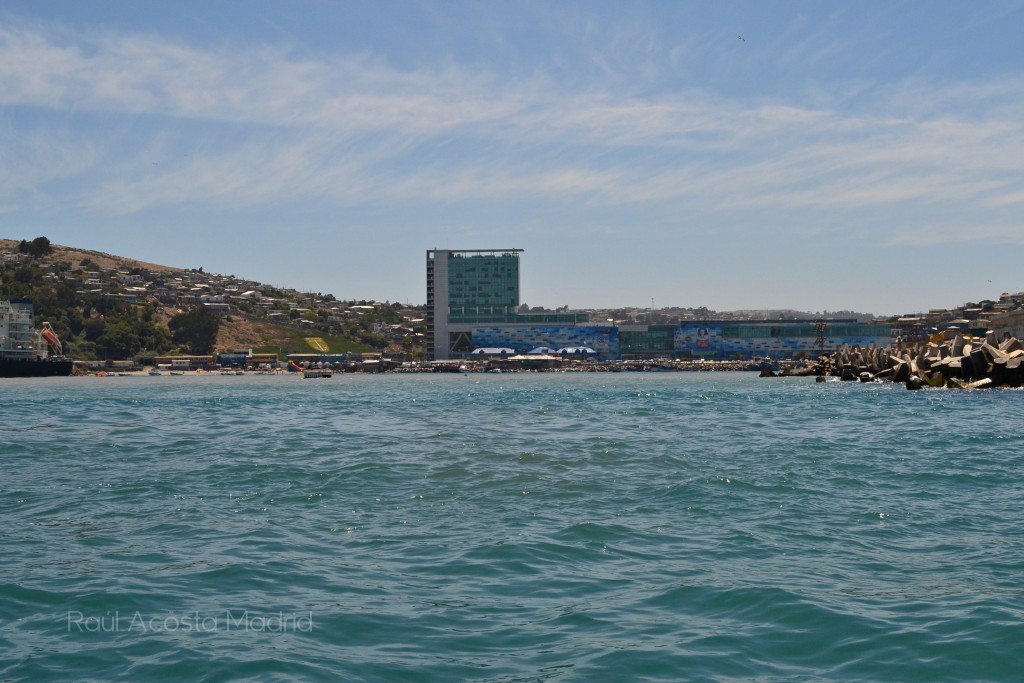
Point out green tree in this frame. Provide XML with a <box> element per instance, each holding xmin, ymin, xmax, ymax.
<box><xmin>137</xmin><ymin>319</ymin><xmax>172</xmax><ymax>354</ymax></box>
<box><xmin>169</xmin><ymin>306</ymin><xmax>220</xmax><ymax>354</ymax></box>
<box><xmin>31</xmin><ymin>236</ymin><xmax>52</xmax><ymax>257</ymax></box>
<box><xmin>14</xmin><ymin>265</ymin><xmax>36</xmax><ymax>284</ymax></box>
<box><xmin>64</xmin><ymin>310</ymin><xmax>86</xmax><ymax>336</ymax></box>
<box><xmin>96</xmin><ymin>320</ymin><xmax>141</xmax><ymax>359</ymax></box>
<box><xmin>17</xmin><ymin>236</ymin><xmax>52</xmax><ymax>258</ymax></box>
<box><xmin>83</xmin><ymin>317</ymin><xmax>107</xmax><ymax>342</ymax></box>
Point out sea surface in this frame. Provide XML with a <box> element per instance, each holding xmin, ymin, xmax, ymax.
<box><xmin>1</xmin><ymin>372</ymin><xmax>1022</xmax><ymax>682</ymax></box>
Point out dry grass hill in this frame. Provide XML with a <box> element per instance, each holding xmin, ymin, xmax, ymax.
<box><xmin>1</xmin><ymin>238</ymin><xmax>180</xmax><ymax>274</ymax></box>
<box><xmin>2</xmin><ymin>238</ymin><xmax>396</xmax><ymax>357</ymax></box>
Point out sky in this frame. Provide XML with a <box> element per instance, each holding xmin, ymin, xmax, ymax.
<box><xmin>2</xmin><ymin>1</ymin><xmax>1023</xmax><ymax>316</ymax></box>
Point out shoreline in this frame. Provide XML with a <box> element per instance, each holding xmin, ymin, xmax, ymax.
<box><xmin>73</xmin><ymin>358</ymin><xmax>780</xmax><ymax>377</ymax></box>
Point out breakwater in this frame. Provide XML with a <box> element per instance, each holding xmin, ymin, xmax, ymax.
<box><xmin>803</xmin><ymin>330</ymin><xmax>1024</xmax><ymax>389</ymax></box>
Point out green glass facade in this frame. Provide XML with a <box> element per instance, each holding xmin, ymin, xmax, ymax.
<box><xmin>620</xmin><ymin>325</ymin><xmax>676</xmax><ymax>359</ymax></box>
<box><xmin>447</xmin><ymin>252</ymin><xmax>520</xmax><ymax>323</ymax></box>
<box><xmin>719</xmin><ymin>323</ymin><xmax>883</xmax><ymax>339</ymax></box>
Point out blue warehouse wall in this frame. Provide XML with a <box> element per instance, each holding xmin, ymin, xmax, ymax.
<box><xmin>471</xmin><ymin>326</ymin><xmax>619</xmax><ymax>356</ymax></box>
<box><xmin>468</xmin><ymin>323</ymin><xmax>890</xmax><ymax>360</ymax></box>
<box><xmin>675</xmin><ymin>324</ymin><xmax>891</xmax><ymax>360</ymax></box>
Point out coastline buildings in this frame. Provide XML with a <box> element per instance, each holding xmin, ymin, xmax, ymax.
<box><xmin>991</xmin><ymin>292</ymin><xmax>1024</xmax><ymax>340</ymax></box>
<box><xmin>426</xmin><ymin>249</ymin><xmax>588</xmax><ymax>360</ymax></box>
<box><xmin>427</xmin><ymin>248</ymin><xmax>893</xmax><ymax>361</ymax></box>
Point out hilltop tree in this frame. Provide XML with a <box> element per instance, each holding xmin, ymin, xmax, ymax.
<box><xmin>18</xmin><ymin>236</ymin><xmax>53</xmax><ymax>258</ymax></box>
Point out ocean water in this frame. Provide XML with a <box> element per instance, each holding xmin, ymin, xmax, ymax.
<box><xmin>1</xmin><ymin>372</ymin><xmax>1022</xmax><ymax>682</ymax></box>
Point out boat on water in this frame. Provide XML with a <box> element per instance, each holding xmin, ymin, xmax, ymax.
<box><xmin>0</xmin><ymin>300</ymin><xmax>73</xmax><ymax>378</ymax></box>
<box><xmin>303</xmin><ymin>368</ymin><xmax>332</xmax><ymax>378</ymax></box>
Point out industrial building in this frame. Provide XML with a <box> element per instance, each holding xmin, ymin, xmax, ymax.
<box><xmin>426</xmin><ymin>248</ymin><xmax>892</xmax><ymax>361</ymax></box>
<box><xmin>426</xmin><ymin>249</ymin><xmax>590</xmax><ymax>360</ymax></box>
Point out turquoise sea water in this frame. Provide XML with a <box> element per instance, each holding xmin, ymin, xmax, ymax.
<box><xmin>1</xmin><ymin>372</ymin><xmax>1022</xmax><ymax>682</ymax></box>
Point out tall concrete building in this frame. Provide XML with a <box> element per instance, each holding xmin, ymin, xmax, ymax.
<box><xmin>426</xmin><ymin>248</ymin><xmax>523</xmax><ymax>360</ymax></box>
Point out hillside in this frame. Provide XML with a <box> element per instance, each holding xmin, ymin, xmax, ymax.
<box><xmin>0</xmin><ymin>238</ymin><xmax>180</xmax><ymax>274</ymax></box>
<box><xmin>1</xmin><ymin>237</ymin><xmax>426</xmax><ymax>361</ymax></box>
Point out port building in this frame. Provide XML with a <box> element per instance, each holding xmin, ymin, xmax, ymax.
<box><xmin>426</xmin><ymin>249</ymin><xmax>597</xmax><ymax>360</ymax></box>
<box><xmin>426</xmin><ymin>248</ymin><xmax>892</xmax><ymax>361</ymax></box>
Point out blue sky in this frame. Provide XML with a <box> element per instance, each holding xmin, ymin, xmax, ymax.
<box><xmin>2</xmin><ymin>1</ymin><xmax>1022</xmax><ymax>316</ymax></box>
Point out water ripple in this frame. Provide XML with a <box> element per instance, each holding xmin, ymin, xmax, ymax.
<box><xmin>2</xmin><ymin>373</ymin><xmax>1023</xmax><ymax>681</ymax></box>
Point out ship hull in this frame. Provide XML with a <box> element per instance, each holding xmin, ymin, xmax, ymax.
<box><xmin>0</xmin><ymin>358</ymin><xmax>74</xmax><ymax>378</ymax></box>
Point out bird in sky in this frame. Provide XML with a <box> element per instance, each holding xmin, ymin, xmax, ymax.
<box><xmin>737</xmin><ymin>35</ymin><xmax>746</xmax><ymax>41</ymax></box>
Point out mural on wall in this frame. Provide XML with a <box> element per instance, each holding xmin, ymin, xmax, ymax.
<box><xmin>471</xmin><ymin>326</ymin><xmax>619</xmax><ymax>356</ymax></box>
<box><xmin>467</xmin><ymin>323</ymin><xmax>891</xmax><ymax>360</ymax></box>
<box><xmin>678</xmin><ymin>325</ymin><xmax>718</xmax><ymax>354</ymax></box>
<box><xmin>695</xmin><ymin>326</ymin><xmax>711</xmax><ymax>349</ymax></box>
<box><xmin>675</xmin><ymin>324</ymin><xmax>890</xmax><ymax>360</ymax></box>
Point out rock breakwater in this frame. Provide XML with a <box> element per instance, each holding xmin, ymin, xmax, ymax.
<box><xmin>806</xmin><ymin>330</ymin><xmax>1024</xmax><ymax>389</ymax></box>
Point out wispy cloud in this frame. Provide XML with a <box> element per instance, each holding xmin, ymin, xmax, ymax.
<box><xmin>984</xmin><ymin>189</ymin><xmax>1024</xmax><ymax>207</ymax></box>
<box><xmin>2</xmin><ymin>17</ymin><xmax>1024</xmax><ymax>248</ymax></box>
<box><xmin>882</xmin><ymin>219</ymin><xmax>1024</xmax><ymax>246</ymax></box>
